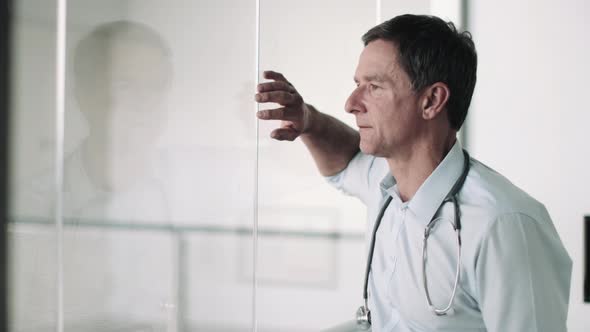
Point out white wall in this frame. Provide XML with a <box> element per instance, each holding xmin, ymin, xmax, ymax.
<box><xmin>467</xmin><ymin>0</ymin><xmax>590</xmax><ymax>330</ymax></box>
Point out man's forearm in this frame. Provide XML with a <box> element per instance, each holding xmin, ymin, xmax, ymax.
<box><xmin>300</xmin><ymin>104</ymin><xmax>360</xmax><ymax>176</ymax></box>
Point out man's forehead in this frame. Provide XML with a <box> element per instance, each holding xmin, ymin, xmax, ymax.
<box><xmin>355</xmin><ymin>40</ymin><xmax>404</xmax><ymax>81</ymax></box>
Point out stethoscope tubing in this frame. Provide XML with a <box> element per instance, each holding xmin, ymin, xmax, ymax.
<box><xmin>422</xmin><ymin>198</ymin><xmax>462</xmax><ymax>315</ymax></box>
<box><xmin>359</xmin><ymin>150</ymin><xmax>470</xmax><ymax>325</ymax></box>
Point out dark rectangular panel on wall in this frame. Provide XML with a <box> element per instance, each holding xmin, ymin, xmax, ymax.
<box><xmin>585</xmin><ymin>215</ymin><xmax>590</xmax><ymax>303</ymax></box>
<box><xmin>1</xmin><ymin>0</ymin><xmax>13</xmax><ymax>330</ymax></box>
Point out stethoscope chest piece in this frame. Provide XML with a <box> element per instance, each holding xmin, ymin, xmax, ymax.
<box><xmin>356</xmin><ymin>305</ymin><xmax>371</xmax><ymax>330</ymax></box>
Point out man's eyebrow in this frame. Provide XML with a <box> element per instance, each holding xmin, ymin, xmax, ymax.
<box><xmin>354</xmin><ymin>74</ymin><xmax>387</xmax><ymax>83</ymax></box>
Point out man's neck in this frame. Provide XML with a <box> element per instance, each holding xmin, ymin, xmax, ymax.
<box><xmin>386</xmin><ymin>135</ymin><xmax>456</xmax><ymax>202</ymax></box>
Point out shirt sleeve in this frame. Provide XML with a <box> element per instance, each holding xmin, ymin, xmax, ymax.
<box><xmin>475</xmin><ymin>212</ymin><xmax>572</xmax><ymax>332</ymax></box>
<box><xmin>324</xmin><ymin>151</ymin><xmax>378</xmax><ymax>205</ymax></box>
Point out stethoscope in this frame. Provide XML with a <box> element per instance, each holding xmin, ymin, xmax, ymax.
<box><xmin>356</xmin><ymin>150</ymin><xmax>470</xmax><ymax>329</ymax></box>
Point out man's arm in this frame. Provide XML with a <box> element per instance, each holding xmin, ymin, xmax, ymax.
<box><xmin>255</xmin><ymin>70</ymin><xmax>360</xmax><ymax>176</ymax></box>
<box><xmin>476</xmin><ymin>212</ymin><xmax>572</xmax><ymax>332</ymax></box>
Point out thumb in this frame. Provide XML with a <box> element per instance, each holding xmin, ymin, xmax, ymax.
<box><xmin>270</xmin><ymin>128</ymin><xmax>300</xmax><ymax>141</ymax></box>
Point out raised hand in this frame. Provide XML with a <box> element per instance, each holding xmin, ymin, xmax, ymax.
<box><xmin>255</xmin><ymin>70</ymin><xmax>311</xmax><ymax>141</ymax></box>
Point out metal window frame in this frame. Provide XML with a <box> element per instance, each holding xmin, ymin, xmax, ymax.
<box><xmin>1</xmin><ymin>1</ymin><xmax>13</xmax><ymax>331</ymax></box>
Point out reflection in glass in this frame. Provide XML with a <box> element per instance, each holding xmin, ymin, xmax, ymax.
<box><xmin>62</xmin><ymin>21</ymin><xmax>176</xmax><ymax>331</ymax></box>
<box><xmin>68</xmin><ymin>20</ymin><xmax>172</xmax><ymax>222</ymax></box>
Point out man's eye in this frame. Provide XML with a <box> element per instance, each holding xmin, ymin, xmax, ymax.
<box><xmin>369</xmin><ymin>84</ymin><xmax>380</xmax><ymax>90</ymax></box>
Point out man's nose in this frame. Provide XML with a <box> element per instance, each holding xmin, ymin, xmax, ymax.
<box><xmin>345</xmin><ymin>87</ymin><xmax>364</xmax><ymax>114</ymax></box>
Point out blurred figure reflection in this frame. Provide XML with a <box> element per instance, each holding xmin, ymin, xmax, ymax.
<box><xmin>66</xmin><ymin>21</ymin><xmax>176</xmax><ymax>330</ymax></box>
<box><xmin>11</xmin><ymin>21</ymin><xmax>176</xmax><ymax>331</ymax></box>
<box><xmin>68</xmin><ymin>20</ymin><xmax>173</xmax><ymax>221</ymax></box>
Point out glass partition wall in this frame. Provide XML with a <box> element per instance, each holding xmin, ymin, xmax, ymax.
<box><xmin>7</xmin><ymin>1</ymin><xmax>461</xmax><ymax>331</ymax></box>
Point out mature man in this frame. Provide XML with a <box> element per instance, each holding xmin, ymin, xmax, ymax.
<box><xmin>255</xmin><ymin>15</ymin><xmax>572</xmax><ymax>332</ymax></box>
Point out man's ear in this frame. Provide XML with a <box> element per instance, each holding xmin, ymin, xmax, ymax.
<box><xmin>420</xmin><ymin>82</ymin><xmax>450</xmax><ymax>120</ymax></box>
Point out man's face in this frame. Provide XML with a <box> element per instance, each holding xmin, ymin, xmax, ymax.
<box><xmin>345</xmin><ymin>39</ymin><xmax>423</xmax><ymax>158</ymax></box>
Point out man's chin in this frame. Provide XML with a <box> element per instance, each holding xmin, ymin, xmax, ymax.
<box><xmin>359</xmin><ymin>143</ymin><xmax>376</xmax><ymax>156</ymax></box>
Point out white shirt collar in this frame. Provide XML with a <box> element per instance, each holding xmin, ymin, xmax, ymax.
<box><xmin>379</xmin><ymin>140</ymin><xmax>467</xmax><ymax>226</ymax></box>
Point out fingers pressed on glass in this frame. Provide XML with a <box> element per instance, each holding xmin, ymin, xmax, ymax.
<box><xmin>255</xmin><ymin>91</ymin><xmax>300</xmax><ymax>105</ymax></box>
<box><xmin>257</xmin><ymin>107</ymin><xmax>300</xmax><ymax>121</ymax></box>
<box><xmin>257</xmin><ymin>81</ymin><xmax>295</xmax><ymax>93</ymax></box>
<box><xmin>263</xmin><ymin>70</ymin><xmax>291</xmax><ymax>85</ymax></box>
